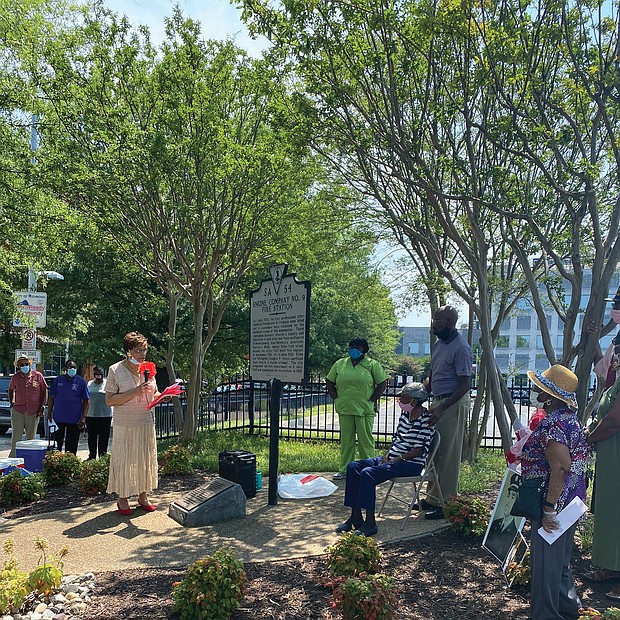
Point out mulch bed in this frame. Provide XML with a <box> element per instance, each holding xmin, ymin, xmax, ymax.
<box><xmin>1</xmin><ymin>475</ymin><xmax>615</xmax><ymax>619</ymax></box>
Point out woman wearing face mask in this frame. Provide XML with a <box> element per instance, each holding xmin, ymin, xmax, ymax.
<box><xmin>335</xmin><ymin>383</ymin><xmax>434</xmax><ymax>536</ymax></box>
<box><xmin>105</xmin><ymin>332</ymin><xmax>166</xmax><ymax>515</ymax></box>
<box><xmin>520</xmin><ymin>364</ymin><xmax>588</xmax><ymax>620</ymax></box>
<box><xmin>8</xmin><ymin>355</ymin><xmax>48</xmax><ymax>458</ymax></box>
<box><xmin>47</xmin><ymin>360</ymin><xmax>90</xmax><ymax>455</ymax></box>
<box><xmin>326</xmin><ymin>337</ymin><xmax>389</xmax><ymax>480</ymax></box>
<box><xmin>85</xmin><ymin>366</ymin><xmax>113</xmax><ymax>460</ymax></box>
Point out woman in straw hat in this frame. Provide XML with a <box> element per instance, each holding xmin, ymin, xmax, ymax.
<box><xmin>585</xmin><ymin>357</ymin><xmax>620</xmax><ymax>599</ymax></box>
<box><xmin>520</xmin><ymin>364</ymin><xmax>588</xmax><ymax>620</ymax></box>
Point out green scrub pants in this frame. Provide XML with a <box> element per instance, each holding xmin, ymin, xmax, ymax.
<box><xmin>338</xmin><ymin>413</ymin><xmax>376</xmax><ymax>473</ymax></box>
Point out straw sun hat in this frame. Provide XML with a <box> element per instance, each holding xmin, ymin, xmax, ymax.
<box><xmin>526</xmin><ymin>364</ymin><xmax>578</xmax><ymax>409</ymax></box>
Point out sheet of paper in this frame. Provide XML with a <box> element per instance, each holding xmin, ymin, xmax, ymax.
<box><xmin>538</xmin><ymin>496</ymin><xmax>588</xmax><ymax>545</ymax></box>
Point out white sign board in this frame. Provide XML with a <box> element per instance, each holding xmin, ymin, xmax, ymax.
<box><xmin>15</xmin><ymin>349</ymin><xmax>42</xmax><ymax>363</ymax></box>
<box><xmin>250</xmin><ymin>265</ymin><xmax>310</xmax><ymax>383</ymax></box>
<box><xmin>21</xmin><ymin>328</ymin><xmax>36</xmax><ymax>349</ymax></box>
<box><xmin>13</xmin><ymin>292</ymin><xmax>47</xmax><ymax>328</ymax></box>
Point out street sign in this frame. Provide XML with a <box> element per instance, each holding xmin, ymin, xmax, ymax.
<box><xmin>15</xmin><ymin>349</ymin><xmax>42</xmax><ymax>363</ymax></box>
<box><xmin>13</xmin><ymin>292</ymin><xmax>47</xmax><ymax>328</ymax></box>
<box><xmin>21</xmin><ymin>328</ymin><xmax>36</xmax><ymax>350</ymax></box>
<box><xmin>249</xmin><ymin>264</ymin><xmax>310</xmax><ymax>383</ymax></box>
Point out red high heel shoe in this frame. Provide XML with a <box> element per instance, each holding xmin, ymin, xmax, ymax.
<box><xmin>116</xmin><ymin>501</ymin><xmax>132</xmax><ymax>516</ymax></box>
<box><xmin>138</xmin><ymin>499</ymin><xmax>156</xmax><ymax>512</ymax></box>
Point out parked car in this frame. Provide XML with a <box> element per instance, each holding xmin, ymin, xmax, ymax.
<box><xmin>0</xmin><ymin>374</ymin><xmax>53</xmax><ymax>437</ymax></box>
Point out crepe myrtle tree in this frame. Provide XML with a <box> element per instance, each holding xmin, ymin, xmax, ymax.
<box><xmin>28</xmin><ymin>7</ymin><xmax>316</xmax><ymax>439</ymax></box>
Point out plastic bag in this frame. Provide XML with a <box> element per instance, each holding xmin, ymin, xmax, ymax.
<box><xmin>277</xmin><ymin>473</ymin><xmax>338</xmax><ymax>499</ymax></box>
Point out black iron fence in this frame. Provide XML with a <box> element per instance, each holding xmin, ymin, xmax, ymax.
<box><xmin>154</xmin><ymin>374</ymin><xmax>596</xmax><ymax>449</ymax></box>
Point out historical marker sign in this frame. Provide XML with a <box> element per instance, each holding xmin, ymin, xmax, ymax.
<box><xmin>249</xmin><ymin>264</ymin><xmax>310</xmax><ymax>383</ymax></box>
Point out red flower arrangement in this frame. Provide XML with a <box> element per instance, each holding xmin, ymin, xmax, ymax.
<box><xmin>139</xmin><ymin>361</ymin><xmax>157</xmax><ymax>382</ymax></box>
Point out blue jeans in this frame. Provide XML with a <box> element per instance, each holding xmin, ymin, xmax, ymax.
<box><xmin>344</xmin><ymin>457</ymin><xmax>424</xmax><ymax>513</ymax></box>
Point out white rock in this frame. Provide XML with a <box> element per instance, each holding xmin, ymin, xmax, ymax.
<box><xmin>31</xmin><ymin>613</ymin><xmax>43</xmax><ymax>620</ymax></box>
<box><xmin>69</xmin><ymin>602</ymin><xmax>87</xmax><ymax>614</ymax></box>
<box><xmin>34</xmin><ymin>603</ymin><xmax>48</xmax><ymax>614</ymax></box>
<box><xmin>50</xmin><ymin>594</ymin><xmax>67</xmax><ymax>605</ymax></box>
<box><xmin>64</xmin><ymin>593</ymin><xmax>81</xmax><ymax>602</ymax></box>
<box><xmin>64</xmin><ymin>584</ymin><xmax>79</xmax><ymax>594</ymax></box>
<box><xmin>41</xmin><ymin>611</ymin><xmax>56</xmax><ymax>620</ymax></box>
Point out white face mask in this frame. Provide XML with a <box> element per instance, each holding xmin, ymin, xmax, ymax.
<box><xmin>529</xmin><ymin>389</ymin><xmax>549</xmax><ymax>405</ymax></box>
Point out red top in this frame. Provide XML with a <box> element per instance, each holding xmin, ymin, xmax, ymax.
<box><xmin>9</xmin><ymin>371</ymin><xmax>48</xmax><ymax>415</ymax></box>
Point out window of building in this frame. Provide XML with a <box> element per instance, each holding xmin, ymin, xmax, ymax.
<box><xmin>556</xmin><ymin>335</ymin><xmax>564</xmax><ymax>349</ymax></box>
<box><xmin>516</xmin><ymin>335</ymin><xmax>530</xmax><ymax>348</ymax></box>
<box><xmin>497</xmin><ymin>335</ymin><xmax>510</xmax><ymax>348</ymax></box>
<box><xmin>408</xmin><ymin>343</ymin><xmax>419</xmax><ymax>354</ymax></box>
<box><xmin>424</xmin><ymin>343</ymin><xmax>430</xmax><ymax>355</ymax></box>
<box><xmin>516</xmin><ymin>316</ymin><xmax>531</xmax><ymax>330</ymax></box>
<box><xmin>536</xmin><ymin>335</ymin><xmax>544</xmax><ymax>349</ymax></box>
<box><xmin>501</xmin><ymin>319</ymin><xmax>511</xmax><ymax>331</ymax></box>
<box><xmin>515</xmin><ymin>354</ymin><xmax>530</xmax><ymax>370</ymax></box>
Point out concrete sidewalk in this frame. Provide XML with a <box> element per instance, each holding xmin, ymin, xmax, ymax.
<box><xmin>0</xmin><ymin>437</ymin><xmax>449</xmax><ymax>574</ymax></box>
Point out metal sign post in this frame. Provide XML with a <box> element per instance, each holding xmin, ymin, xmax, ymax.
<box><xmin>250</xmin><ymin>264</ymin><xmax>310</xmax><ymax>506</ymax></box>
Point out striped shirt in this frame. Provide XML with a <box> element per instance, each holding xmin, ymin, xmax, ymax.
<box><xmin>387</xmin><ymin>408</ymin><xmax>435</xmax><ymax>465</ymax></box>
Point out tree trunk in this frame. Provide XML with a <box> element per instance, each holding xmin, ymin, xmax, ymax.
<box><xmin>181</xmin><ymin>297</ymin><xmax>207</xmax><ymax>441</ymax></box>
<box><xmin>165</xmin><ymin>286</ymin><xmax>185</xmax><ymax>434</ymax></box>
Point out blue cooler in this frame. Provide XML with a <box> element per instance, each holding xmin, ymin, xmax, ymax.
<box><xmin>15</xmin><ymin>440</ymin><xmax>50</xmax><ymax>472</ymax></box>
<box><xmin>0</xmin><ymin>458</ymin><xmax>24</xmax><ymax>475</ymax></box>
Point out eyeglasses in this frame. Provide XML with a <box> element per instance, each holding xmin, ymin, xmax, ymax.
<box><xmin>17</xmin><ymin>363</ymin><xmax>29</xmax><ymax>368</ymax></box>
<box><xmin>132</xmin><ymin>348</ymin><xmax>147</xmax><ymax>354</ymax></box>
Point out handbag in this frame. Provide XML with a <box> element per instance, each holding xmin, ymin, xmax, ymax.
<box><xmin>510</xmin><ymin>476</ymin><xmax>547</xmax><ymax>519</ymax></box>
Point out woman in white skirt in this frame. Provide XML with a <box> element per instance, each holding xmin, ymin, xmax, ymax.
<box><xmin>105</xmin><ymin>332</ymin><xmax>166</xmax><ymax>515</ymax></box>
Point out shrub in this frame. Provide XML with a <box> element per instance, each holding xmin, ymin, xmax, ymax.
<box><xmin>332</xmin><ymin>573</ymin><xmax>399</xmax><ymax>620</ymax></box>
<box><xmin>78</xmin><ymin>454</ymin><xmax>110</xmax><ymax>495</ymax></box>
<box><xmin>578</xmin><ymin>609</ymin><xmax>603</xmax><ymax>619</ymax></box>
<box><xmin>443</xmin><ymin>495</ymin><xmax>490</xmax><ymax>538</ymax></box>
<box><xmin>325</xmin><ymin>532</ymin><xmax>382</xmax><ymax>579</ymax></box>
<box><xmin>0</xmin><ymin>470</ymin><xmax>45</xmax><ymax>507</ymax></box>
<box><xmin>159</xmin><ymin>444</ymin><xmax>193</xmax><ymax>475</ymax></box>
<box><xmin>172</xmin><ymin>546</ymin><xmax>246</xmax><ymax>620</ymax></box>
<box><xmin>604</xmin><ymin>609</ymin><xmax>620</xmax><ymax>620</ymax></box>
<box><xmin>505</xmin><ymin>550</ymin><xmax>531</xmax><ymax>587</ymax></box>
<box><xmin>0</xmin><ymin>540</ymin><xmax>29</xmax><ymax>614</ymax></box>
<box><xmin>0</xmin><ymin>538</ymin><xmax>68</xmax><ymax>615</ymax></box>
<box><xmin>42</xmin><ymin>451</ymin><xmax>82</xmax><ymax>486</ymax></box>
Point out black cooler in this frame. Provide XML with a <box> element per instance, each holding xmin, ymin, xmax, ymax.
<box><xmin>218</xmin><ymin>450</ymin><xmax>257</xmax><ymax>498</ymax></box>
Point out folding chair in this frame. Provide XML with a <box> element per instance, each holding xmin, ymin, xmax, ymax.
<box><xmin>377</xmin><ymin>430</ymin><xmax>444</xmax><ymax>530</ymax></box>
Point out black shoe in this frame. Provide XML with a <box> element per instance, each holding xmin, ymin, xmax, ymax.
<box><xmin>355</xmin><ymin>523</ymin><xmax>378</xmax><ymax>537</ymax></box>
<box><xmin>412</xmin><ymin>499</ymin><xmax>436</xmax><ymax>511</ymax></box>
<box><xmin>335</xmin><ymin>519</ymin><xmax>362</xmax><ymax>533</ymax></box>
<box><xmin>424</xmin><ymin>508</ymin><xmax>445</xmax><ymax>520</ymax></box>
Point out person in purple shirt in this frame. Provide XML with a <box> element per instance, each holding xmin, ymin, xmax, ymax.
<box><xmin>422</xmin><ymin>305</ymin><xmax>473</xmax><ymax>520</ymax></box>
<box><xmin>47</xmin><ymin>359</ymin><xmax>90</xmax><ymax>455</ymax></box>
<box><xmin>521</xmin><ymin>364</ymin><xmax>588</xmax><ymax>620</ymax></box>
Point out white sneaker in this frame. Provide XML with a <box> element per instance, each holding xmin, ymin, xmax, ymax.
<box><xmin>333</xmin><ymin>472</ymin><xmax>346</xmax><ymax>480</ymax></box>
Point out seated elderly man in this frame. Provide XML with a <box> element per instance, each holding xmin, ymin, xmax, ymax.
<box><xmin>335</xmin><ymin>382</ymin><xmax>435</xmax><ymax>537</ymax></box>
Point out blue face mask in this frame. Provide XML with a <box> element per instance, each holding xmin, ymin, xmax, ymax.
<box><xmin>348</xmin><ymin>348</ymin><xmax>363</xmax><ymax>361</ymax></box>
<box><xmin>20</xmin><ymin>365</ymin><xmax>30</xmax><ymax>374</ymax></box>
<box><xmin>67</xmin><ymin>368</ymin><xmax>77</xmax><ymax>378</ymax></box>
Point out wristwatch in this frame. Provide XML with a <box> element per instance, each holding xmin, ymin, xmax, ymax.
<box><xmin>544</xmin><ymin>500</ymin><xmax>557</xmax><ymax>510</ymax></box>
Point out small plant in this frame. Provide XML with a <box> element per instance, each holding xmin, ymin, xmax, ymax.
<box><xmin>172</xmin><ymin>546</ymin><xmax>246</xmax><ymax>620</ymax></box>
<box><xmin>505</xmin><ymin>550</ymin><xmax>531</xmax><ymax>587</ymax></box>
<box><xmin>578</xmin><ymin>609</ymin><xmax>603</xmax><ymax>619</ymax></box>
<box><xmin>0</xmin><ymin>540</ymin><xmax>29</xmax><ymax>614</ymax></box>
<box><xmin>604</xmin><ymin>609</ymin><xmax>620</xmax><ymax>619</ymax></box>
<box><xmin>78</xmin><ymin>454</ymin><xmax>110</xmax><ymax>495</ymax></box>
<box><xmin>26</xmin><ymin>537</ymin><xmax>67</xmax><ymax>596</ymax></box>
<box><xmin>332</xmin><ymin>573</ymin><xmax>399</xmax><ymax>620</ymax></box>
<box><xmin>42</xmin><ymin>451</ymin><xmax>82</xmax><ymax>486</ymax></box>
<box><xmin>0</xmin><ymin>538</ymin><xmax>69</xmax><ymax>615</ymax></box>
<box><xmin>325</xmin><ymin>532</ymin><xmax>382</xmax><ymax>579</ymax></box>
<box><xmin>159</xmin><ymin>444</ymin><xmax>194</xmax><ymax>475</ymax></box>
<box><xmin>0</xmin><ymin>470</ymin><xmax>45</xmax><ymax>506</ymax></box>
<box><xmin>443</xmin><ymin>495</ymin><xmax>490</xmax><ymax>538</ymax></box>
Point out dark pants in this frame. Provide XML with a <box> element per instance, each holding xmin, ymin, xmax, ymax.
<box><xmin>55</xmin><ymin>423</ymin><xmax>81</xmax><ymax>455</ymax></box>
<box><xmin>86</xmin><ymin>417</ymin><xmax>112</xmax><ymax>459</ymax></box>
<box><xmin>344</xmin><ymin>457</ymin><xmax>424</xmax><ymax>513</ymax></box>
<box><xmin>530</xmin><ymin>518</ymin><xmax>581</xmax><ymax>620</ymax></box>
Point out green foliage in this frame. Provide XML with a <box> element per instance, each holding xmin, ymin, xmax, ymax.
<box><xmin>332</xmin><ymin>573</ymin><xmax>399</xmax><ymax>620</ymax></box>
<box><xmin>0</xmin><ymin>540</ymin><xmax>28</xmax><ymax>614</ymax></box>
<box><xmin>42</xmin><ymin>451</ymin><xmax>82</xmax><ymax>486</ymax></box>
<box><xmin>78</xmin><ymin>454</ymin><xmax>110</xmax><ymax>495</ymax></box>
<box><xmin>0</xmin><ymin>537</ymin><xmax>68</xmax><ymax>614</ymax></box>
<box><xmin>391</xmin><ymin>355</ymin><xmax>430</xmax><ymax>381</ymax></box>
<box><xmin>172</xmin><ymin>547</ymin><xmax>247</xmax><ymax>620</ymax></box>
<box><xmin>443</xmin><ymin>495</ymin><xmax>490</xmax><ymax>538</ymax></box>
<box><xmin>159</xmin><ymin>444</ymin><xmax>194</xmax><ymax>475</ymax></box>
<box><xmin>0</xmin><ymin>470</ymin><xmax>45</xmax><ymax>507</ymax></box>
<box><xmin>325</xmin><ymin>532</ymin><xmax>382</xmax><ymax>578</ymax></box>
<box><xmin>505</xmin><ymin>550</ymin><xmax>531</xmax><ymax>587</ymax></box>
